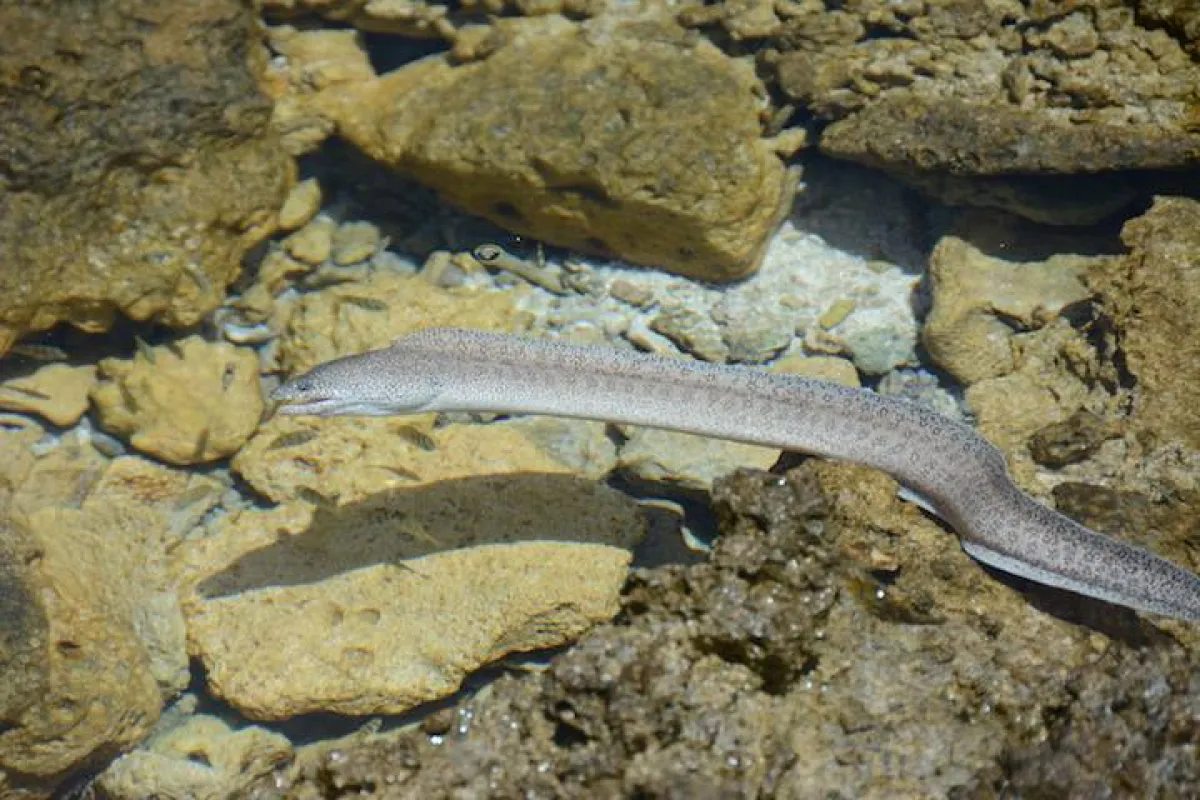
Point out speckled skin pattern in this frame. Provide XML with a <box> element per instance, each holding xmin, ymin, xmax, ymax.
<box><xmin>274</xmin><ymin>328</ymin><xmax>1200</xmax><ymax>621</ymax></box>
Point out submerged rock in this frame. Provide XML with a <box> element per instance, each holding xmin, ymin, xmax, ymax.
<box><xmin>178</xmin><ymin>472</ymin><xmax>645</xmax><ymax>718</ymax></box>
<box><xmin>0</xmin><ymin>0</ymin><xmax>292</xmax><ymax>355</ymax></box>
<box><xmin>0</xmin><ymin>454</ymin><xmax>211</xmax><ymax>798</ymax></box>
<box><xmin>90</xmin><ymin>337</ymin><xmax>264</xmax><ymax>466</ymax></box>
<box><xmin>768</xmin><ymin>3</ymin><xmax>1200</xmax><ymax>223</ymax></box>
<box><xmin>1092</xmin><ymin>196</ymin><xmax>1200</xmax><ymax>452</ymax></box>
<box><xmin>320</xmin><ymin>16</ymin><xmax>798</xmax><ymax>281</ymax></box>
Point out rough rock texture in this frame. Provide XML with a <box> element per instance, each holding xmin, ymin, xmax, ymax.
<box><xmin>277</xmin><ymin>177</ymin><xmax>324</xmax><ymax>231</ymax></box>
<box><xmin>0</xmin><ymin>0</ymin><xmax>293</xmax><ymax>355</ymax></box>
<box><xmin>275</xmin><ymin>271</ymin><xmax>528</xmax><ymax>375</ymax></box>
<box><xmin>90</xmin><ymin>337</ymin><xmax>265</xmax><ymax>466</ymax></box>
<box><xmin>922</xmin><ymin>212</ymin><xmax>1100</xmax><ymax>385</ymax></box>
<box><xmin>262</xmin><ymin>0</ymin><xmax>456</xmax><ymax>38</ymax></box>
<box><xmin>95</xmin><ymin>714</ymin><xmax>292</xmax><ymax>800</ymax></box>
<box><xmin>252</xmin><ymin>463</ymin><xmax>1200</xmax><ymax>797</ymax></box>
<box><xmin>965</xmin><ymin>319</ymin><xmax>1116</xmax><ymax>488</ymax></box>
<box><xmin>1091</xmin><ymin>196</ymin><xmax>1200</xmax><ymax>451</ymax></box>
<box><xmin>262</xmin><ymin>26</ymin><xmax>379</xmax><ymax>155</ymax></box>
<box><xmin>177</xmin><ymin>473</ymin><xmax>645</xmax><ymax>718</ymax></box>
<box><xmin>0</xmin><ymin>451</ymin><xmax>209</xmax><ymax>797</ymax></box>
<box><xmin>236</xmin><ymin>413</ymin><xmax>603</xmax><ymax>507</ymax></box>
<box><xmin>319</xmin><ymin>16</ymin><xmax>798</xmax><ymax>281</ymax></box>
<box><xmin>0</xmin><ymin>363</ymin><xmax>97</xmax><ymax>427</ymax></box>
<box><xmin>766</xmin><ymin>2</ymin><xmax>1200</xmax><ymax>222</ymax></box>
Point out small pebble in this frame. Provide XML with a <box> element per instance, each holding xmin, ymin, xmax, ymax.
<box><xmin>277</xmin><ymin>178</ymin><xmax>323</xmax><ymax>231</ymax></box>
<box><xmin>332</xmin><ymin>221</ymin><xmax>382</xmax><ymax>266</ymax></box>
<box><xmin>284</xmin><ymin>215</ymin><xmax>337</xmax><ymax>266</ymax></box>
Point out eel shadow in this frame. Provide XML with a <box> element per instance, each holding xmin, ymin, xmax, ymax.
<box><xmin>196</xmin><ymin>472</ymin><xmax>644</xmax><ymax>599</ymax></box>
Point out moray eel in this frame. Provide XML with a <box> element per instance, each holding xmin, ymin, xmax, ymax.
<box><xmin>273</xmin><ymin>327</ymin><xmax>1200</xmax><ymax>622</ymax></box>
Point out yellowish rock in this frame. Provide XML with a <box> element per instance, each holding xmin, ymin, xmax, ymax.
<box><xmin>0</xmin><ymin>455</ymin><xmax>200</xmax><ymax>788</ymax></box>
<box><xmin>179</xmin><ymin>470</ymin><xmax>644</xmax><ymax>717</ymax></box>
<box><xmin>277</xmin><ymin>177</ymin><xmax>324</xmax><ymax>231</ymax></box>
<box><xmin>276</xmin><ymin>270</ymin><xmax>529</xmax><ymax>374</ymax></box>
<box><xmin>773</xmin><ymin>353</ymin><xmax>861</xmax><ymax>387</ymax></box>
<box><xmin>237</xmin><ymin>413</ymin><xmax>601</xmax><ymax>506</ymax></box>
<box><xmin>264</xmin><ymin>27</ymin><xmax>376</xmax><ymax>98</ymax></box>
<box><xmin>617</xmin><ymin>427</ymin><xmax>780</xmax><ymax>490</ymax></box>
<box><xmin>331</xmin><ymin>220</ymin><xmax>382</xmax><ymax>266</ymax></box>
<box><xmin>0</xmin><ymin>363</ymin><xmax>96</xmax><ymax>427</ymax></box>
<box><xmin>91</xmin><ymin>337</ymin><xmax>264</xmax><ymax>465</ymax></box>
<box><xmin>321</xmin><ymin>16</ymin><xmax>796</xmax><ymax>281</ymax></box>
<box><xmin>95</xmin><ymin>715</ymin><xmax>292</xmax><ymax>800</ymax></box>
<box><xmin>923</xmin><ymin>219</ymin><xmax>1099</xmax><ymax>385</ymax></box>
<box><xmin>263</xmin><ymin>26</ymin><xmax>378</xmax><ymax>155</ymax></box>
<box><xmin>966</xmin><ymin>320</ymin><xmax>1109</xmax><ymax>487</ymax></box>
<box><xmin>282</xmin><ymin>214</ymin><xmax>337</xmax><ymax>266</ymax></box>
<box><xmin>1094</xmin><ymin>196</ymin><xmax>1200</xmax><ymax>450</ymax></box>
<box><xmin>192</xmin><ymin>540</ymin><xmax>632</xmax><ymax>719</ymax></box>
<box><xmin>0</xmin><ymin>5</ymin><xmax>293</xmax><ymax>357</ymax></box>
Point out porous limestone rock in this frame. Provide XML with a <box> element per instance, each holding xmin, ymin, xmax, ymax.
<box><xmin>262</xmin><ymin>26</ymin><xmax>378</xmax><ymax>155</ymax></box>
<box><xmin>282</xmin><ymin>214</ymin><xmax>338</xmax><ymax>266</ymax></box>
<box><xmin>177</xmin><ymin>472</ymin><xmax>645</xmax><ymax>717</ymax></box>
<box><xmin>319</xmin><ymin>16</ymin><xmax>798</xmax><ymax>281</ymax></box>
<box><xmin>252</xmin><ymin>461</ymin><xmax>1200</xmax><ymax>797</ymax></box>
<box><xmin>94</xmin><ymin>714</ymin><xmax>292</xmax><ymax>800</ymax></box>
<box><xmin>616</xmin><ymin>428</ymin><xmax>779</xmax><ymax>491</ymax></box>
<box><xmin>923</xmin><ymin>213</ymin><xmax>1100</xmax><ymax>385</ymax></box>
<box><xmin>0</xmin><ymin>0</ymin><xmax>292</xmax><ymax>355</ymax></box>
<box><xmin>768</xmin><ymin>3</ymin><xmax>1200</xmax><ymax>223</ymax></box>
<box><xmin>275</xmin><ymin>270</ymin><xmax>529</xmax><ymax>375</ymax></box>
<box><xmin>0</xmin><ymin>454</ymin><xmax>206</xmax><ymax>797</ymax></box>
<box><xmin>1091</xmin><ymin>196</ymin><xmax>1200</xmax><ymax>451</ymax></box>
<box><xmin>277</xmin><ymin>177</ymin><xmax>324</xmax><ymax>231</ymax></box>
<box><xmin>965</xmin><ymin>320</ymin><xmax>1113</xmax><ymax>490</ymax></box>
<box><xmin>91</xmin><ymin>337</ymin><xmax>264</xmax><ymax>466</ymax></box>
<box><xmin>0</xmin><ymin>364</ymin><xmax>97</xmax><ymax>427</ymax></box>
<box><xmin>235</xmin><ymin>413</ymin><xmax>601</xmax><ymax>506</ymax></box>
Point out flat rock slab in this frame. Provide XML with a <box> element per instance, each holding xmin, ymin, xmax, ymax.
<box><xmin>180</xmin><ymin>483</ymin><xmax>644</xmax><ymax>718</ymax></box>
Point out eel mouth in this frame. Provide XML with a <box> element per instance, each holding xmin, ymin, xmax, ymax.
<box><xmin>272</xmin><ymin>398</ymin><xmax>340</xmax><ymax>417</ymax></box>
<box><xmin>269</xmin><ymin>382</ymin><xmax>337</xmax><ymax>417</ymax></box>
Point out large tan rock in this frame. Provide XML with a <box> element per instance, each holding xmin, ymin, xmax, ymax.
<box><xmin>178</xmin><ymin>472</ymin><xmax>645</xmax><ymax>717</ymax></box>
<box><xmin>0</xmin><ymin>0</ymin><xmax>293</xmax><ymax>355</ymax></box>
<box><xmin>91</xmin><ymin>337</ymin><xmax>264</xmax><ymax>466</ymax></box>
<box><xmin>0</xmin><ymin>454</ymin><xmax>208</xmax><ymax>797</ymax></box>
<box><xmin>321</xmin><ymin>16</ymin><xmax>797</xmax><ymax>281</ymax></box>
